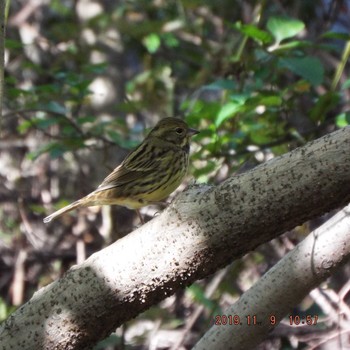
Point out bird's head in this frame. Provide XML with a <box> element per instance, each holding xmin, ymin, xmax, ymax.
<box><xmin>149</xmin><ymin>117</ymin><xmax>199</xmax><ymax>149</ymax></box>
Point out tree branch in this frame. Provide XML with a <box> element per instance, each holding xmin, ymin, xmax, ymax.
<box><xmin>193</xmin><ymin>204</ymin><xmax>350</xmax><ymax>350</ymax></box>
<box><xmin>0</xmin><ymin>0</ymin><xmax>6</xmax><ymax>132</ymax></box>
<box><xmin>1</xmin><ymin>126</ymin><xmax>350</xmax><ymax>349</ymax></box>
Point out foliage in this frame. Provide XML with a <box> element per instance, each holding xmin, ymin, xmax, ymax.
<box><xmin>1</xmin><ymin>0</ymin><xmax>350</xmax><ymax>349</ymax></box>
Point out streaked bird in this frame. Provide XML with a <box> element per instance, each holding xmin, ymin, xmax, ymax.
<box><xmin>43</xmin><ymin>117</ymin><xmax>199</xmax><ymax>223</ymax></box>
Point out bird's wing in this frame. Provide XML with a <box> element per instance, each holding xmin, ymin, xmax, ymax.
<box><xmin>94</xmin><ymin>141</ymin><xmax>164</xmax><ymax>192</ymax></box>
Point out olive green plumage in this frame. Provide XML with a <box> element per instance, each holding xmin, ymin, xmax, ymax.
<box><xmin>43</xmin><ymin>118</ymin><xmax>198</xmax><ymax>223</ymax></box>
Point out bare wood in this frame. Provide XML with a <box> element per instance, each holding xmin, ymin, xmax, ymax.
<box><xmin>1</xmin><ymin>127</ymin><xmax>350</xmax><ymax>349</ymax></box>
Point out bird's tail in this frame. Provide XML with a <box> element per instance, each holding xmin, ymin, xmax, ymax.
<box><xmin>43</xmin><ymin>199</ymin><xmax>83</xmax><ymax>223</ymax></box>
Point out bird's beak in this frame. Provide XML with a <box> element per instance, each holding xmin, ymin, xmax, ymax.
<box><xmin>188</xmin><ymin>128</ymin><xmax>199</xmax><ymax>136</ymax></box>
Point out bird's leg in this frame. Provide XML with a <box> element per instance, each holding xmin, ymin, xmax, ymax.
<box><xmin>135</xmin><ymin>201</ymin><xmax>169</xmax><ymax>224</ymax></box>
<box><xmin>150</xmin><ymin>201</ymin><xmax>169</xmax><ymax>209</ymax></box>
<box><xmin>136</xmin><ymin>209</ymin><xmax>145</xmax><ymax>224</ymax></box>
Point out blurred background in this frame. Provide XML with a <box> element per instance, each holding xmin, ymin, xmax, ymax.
<box><xmin>1</xmin><ymin>0</ymin><xmax>350</xmax><ymax>349</ymax></box>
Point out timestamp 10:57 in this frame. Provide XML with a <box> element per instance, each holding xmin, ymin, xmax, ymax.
<box><xmin>289</xmin><ymin>315</ymin><xmax>318</xmax><ymax>325</ymax></box>
<box><xmin>212</xmin><ymin>315</ymin><xmax>319</xmax><ymax>326</ymax></box>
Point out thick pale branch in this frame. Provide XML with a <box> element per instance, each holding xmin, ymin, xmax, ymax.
<box><xmin>193</xmin><ymin>204</ymin><xmax>350</xmax><ymax>350</ymax></box>
<box><xmin>1</xmin><ymin>127</ymin><xmax>350</xmax><ymax>349</ymax></box>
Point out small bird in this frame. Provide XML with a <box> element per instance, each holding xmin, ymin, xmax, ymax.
<box><xmin>43</xmin><ymin>117</ymin><xmax>199</xmax><ymax>223</ymax></box>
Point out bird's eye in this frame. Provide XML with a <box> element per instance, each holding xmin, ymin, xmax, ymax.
<box><xmin>175</xmin><ymin>127</ymin><xmax>184</xmax><ymax>134</ymax></box>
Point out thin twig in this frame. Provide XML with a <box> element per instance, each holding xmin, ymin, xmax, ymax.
<box><xmin>0</xmin><ymin>0</ymin><xmax>6</xmax><ymax>134</ymax></box>
<box><xmin>331</xmin><ymin>40</ymin><xmax>350</xmax><ymax>91</ymax></box>
<box><xmin>4</xmin><ymin>108</ymin><xmax>118</xmax><ymax>146</ymax></box>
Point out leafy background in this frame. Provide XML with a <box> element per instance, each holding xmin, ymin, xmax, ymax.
<box><xmin>1</xmin><ymin>0</ymin><xmax>350</xmax><ymax>349</ymax></box>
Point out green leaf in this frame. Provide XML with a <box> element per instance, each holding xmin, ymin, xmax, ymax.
<box><xmin>271</xmin><ymin>40</ymin><xmax>311</xmax><ymax>51</ymax></box>
<box><xmin>94</xmin><ymin>334</ymin><xmax>121</xmax><ymax>349</ymax></box>
<box><xmin>76</xmin><ymin>116</ymin><xmax>96</xmax><ymax>125</ymax></box>
<box><xmin>279</xmin><ymin>57</ymin><xmax>324</xmax><ymax>86</ymax></box>
<box><xmin>267</xmin><ymin>17</ymin><xmax>305</xmax><ymax>43</ymax></box>
<box><xmin>34</xmin><ymin>84</ymin><xmax>60</xmax><ymax>94</ymax></box>
<box><xmin>42</xmin><ymin>101</ymin><xmax>67</xmax><ymax>115</ymax></box>
<box><xmin>188</xmin><ymin>284</ymin><xmax>216</xmax><ymax>311</ymax></box>
<box><xmin>82</xmin><ymin>63</ymin><xmax>107</xmax><ymax>74</ymax></box>
<box><xmin>7</xmin><ymin>87</ymin><xmax>31</xmax><ymax>98</ymax></box>
<box><xmin>336</xmin><ymin>112</ymin><xmax>350</xmax><ymax>127</ymax></box>
<box><xmin>36</xmin><ymin>117</ymin><xmax>61</xmax><ymax>129</ymax></box>
<box><xmin>247</xmin><ymin>94</ymin><xmax>283</xmax><ymax>107</ymax></box>
<box><xmin>215</xmin><ymin>99</ymin><xmax>246</xmax><ymax>127</ymax></box>
<box><xmin>260</xmin><ymin>95</ymin><xmax>282</xmax><ymax>106</ymax></box>
<box><xmin>162</xmin><ymin>32</ymin><xmax>179</xmax><ymax>48</ymax></box>
<box><xmin>50</xmin><ymin>0</ymin><xmax>72</xmax><ymax>15</ymax></box>
<box><xmin>342</xmin><ymin>79</ymin><xmax>350</xmax><ymax>90</ymax></box>
<box><xmin>234</xmin><ymin>22</ymin><xmax>273</xmax><ymax>44</ymax></box>
<box><xmin>18</xmin><ymin>115</ymin><xmax>60</xmax><ymax>134</ymax></box>
<box><xmin>143</xmin><ymin>33</ymin><xmax>161</xmax><ymax>53</ymax></box>
<box><xmin>0</xmin><ymin>297</ymin><xmax>16</xmax><ymax>322</ymax></box>
<box><xmin>183</xmin><ymin>101</ymin><xmax>222</xmax><ymax>123</ymax></box>
<box><xmin>193</xmin><ymin>161</ymin><xmax>218</xmax><ymax>182</ymax></box>
<box><xmin>106</xmin><ymin>130</ymin><xmax>123</xmax><ymax>144</ymax></box>
<box><xmin>309</xmin><ymin>92</ymin><xmax>340</xmax><ymax>122</ymax></box>
<box><xmin>5</xmin><ymin>39</ymin><xmax>23</xmax><ymax>49</ymax></box>
<box><xmin>27</xmin><ymin>142</ymin><xmax>66</xmax><ymax>160</ymax></box>
<box><xmin>18</xmin><ymin>120</ymin><xmax>33</xmax><ymax>134</ymax></box>
<box><xmin>322</xmin><ymin>31</ymin><xmax>350</xmax><ymax>41</ymax></box>
<box><xmin>204</xmin><ymin>79</ymin><xmax>237</xmax><ymax>91</ymax></box>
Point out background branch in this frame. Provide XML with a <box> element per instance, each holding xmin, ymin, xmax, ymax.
<box><xmin>0</xmin><ymin>0</ymin><xmax>6</xmax><ymax>131</ymax></box>
<box><xmin>194</xmin><ymin>204</ymin><xmax>350</xmax><ymax>350</ymax></box>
